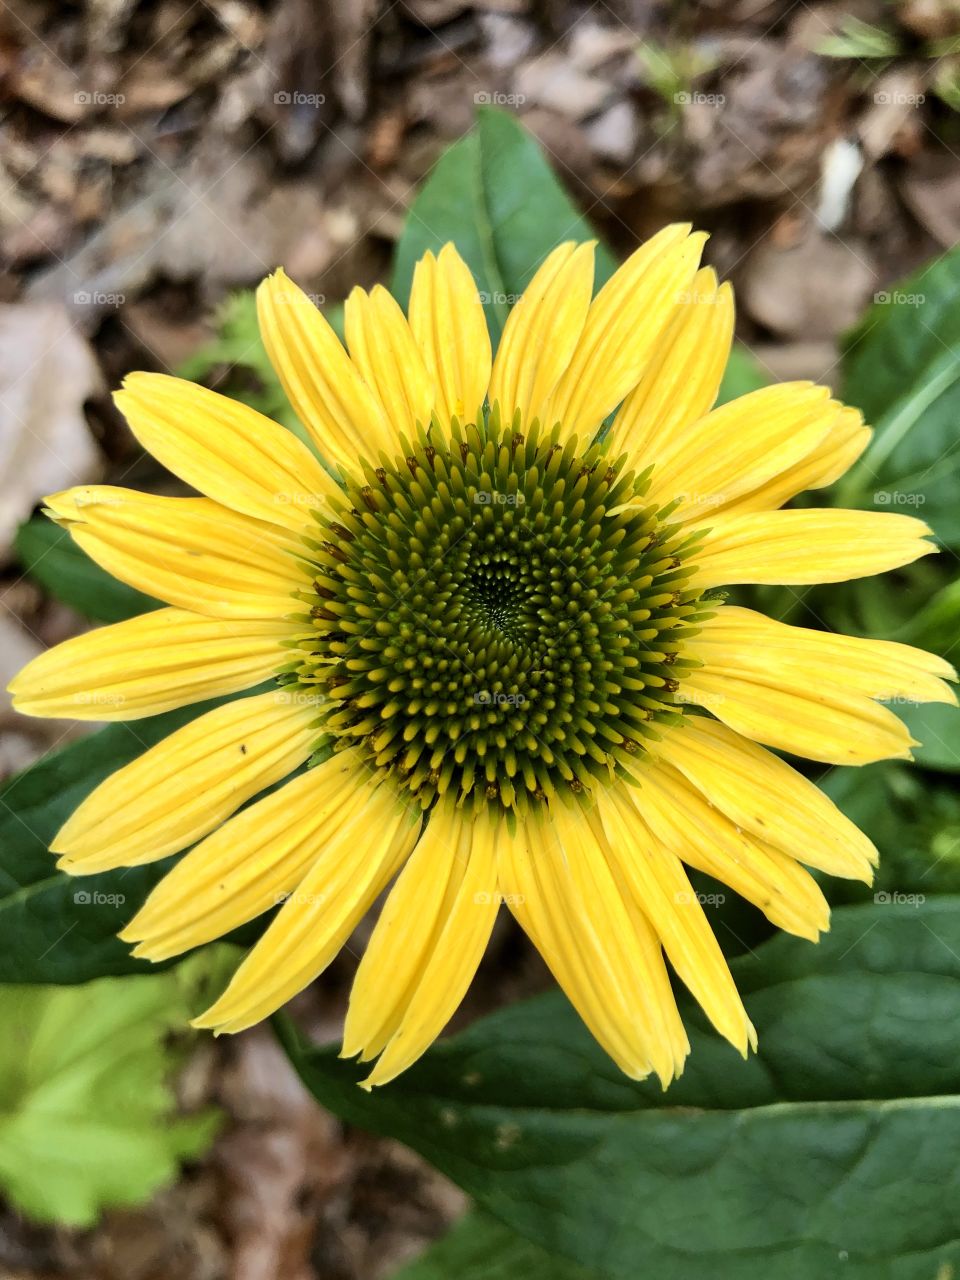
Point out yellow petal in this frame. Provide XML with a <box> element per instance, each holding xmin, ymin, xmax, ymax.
<box><xmin>613</xmin><ymin>268</ymin><xmax>733</xmax><ymax>455</ymax></box>
<box><xmin>257</xmin><ymin>269</ymin><xmax>394</xmax><ymax>470</ymax></box>
<box><xmin>680</xmin><ymin>667</ymin><xmax>915</xmax><ymax>765</ymax></box>
<box><xmin>487</xmin><ymin>242</ymin><xmax>595</xmax><ymax>428</ymax></box>
<box><xmin>114</xmin><ymin>372</ymin><xmax>335</xmax><ymax>534</ymax></box>
<box><xmin>409</xmin><ymin>244</ymin><xmax>492</xmax><ymax>425</ymax></box>
<box><xmin>597</xmin><ymin>786</ymin><xmax>755</xmax><ymax>1056</ymax></box>
<box><xmin>351</xmin><ymin>799</ymin><xmax>501</xmax><ymax>1087</ymax></box>
<box><xmin>53</xmin><ymin>689</ymin><xmax>320</xmax><ymax>873</ymax></box>
<box><xmin>43</xmin><ymin>487</ymin><xmax>307</xmax><ymax>620</ymax></box>
<box><xmin>714</xmin><ymin>406</ymin><xmax>870</xmax><ymax>516</ymax></box>
<box><xmin>499</xmin><ymin>802</ymin><xmax>689</xmax><ymax>1086</ymax></box>
<box><xmin>654</xmin><ymin>717</ymin><xmax>877</xmax><ymax>881</ymax></box>
<box><xmin>542</xmin><ymin>225</ymin><xmax>707</xmax><ymax>437</ymax></box>
<box><xmin>642</xmin><ymin>383</ymin><xmax>840</xmax><ymax>517</ymax></box>
<box><xmin>193</xmin><ymin>769</ymin><xmax>421</xmax><ymax>1033</ymax></box>
<box><xmin>631</xmin><ymin>761</ymin><xmax>831</xmax><ymax>940</ymax></box>
<box><xmin>689</xmin><ymin>606</ymin><xmax>957</xmax><ymax>706</ymax></box>
<box><xmin>8</xmin><ymin>608</ymin><xmax>289</xmax><ymax>720</ymax></box>
<box><xmin>344</xmin><ymin>283</ymin><xmax>435</xmax><ymax>437</ymax></box>
<box><xmin>122</xmin><ymin>754</ymin><xmax>381</xmax><ymax>961</ymax></box>
<box><xmin>687</xmin><ymin>509</ymin><xmax>936</xmax><ymax>588</ymax></box>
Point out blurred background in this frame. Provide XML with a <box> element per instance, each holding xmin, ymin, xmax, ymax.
<box><xmin>1</xmin><ymin>0</ymin><xmax>959</xmax><ymax>1275</ymax></box>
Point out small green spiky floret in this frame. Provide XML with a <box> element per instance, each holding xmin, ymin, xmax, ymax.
<box><xmin>289</xmin><ymin>410</ymin><xmax>713</xmax><ymax>815</ymax></box>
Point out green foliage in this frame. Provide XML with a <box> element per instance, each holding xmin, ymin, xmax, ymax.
<box><xmin>391</xmin><ymin>108</ymin><xmax>616</xmax><ymax>346</ymax></box>
<box><xmin>836</xmin><ymin>245</ymin><xmax>960</xmax><ymax>549</ymax></box>
<box><xmin>0</xmin><ymin>687</ymin><xmax>272</xmax><ymax>985</ymax></box>
<box><xmin>816</xmin><ymin>15</ymin><xmax>900</xmax><ymax>60</ymax></box>
<box><xmin>15</xmin><ymin>517</ymin><xmax>160</xmax><ymax>623</ymax></box>
<box><xmin>281</xmin><ymin>900</ymin><xmax>960</xmax><ymax>1280</ymax></box>
<box><xmin>821</xmin><ymin>761</ymin><xmax>960</xmax><ymax>910</ymax></box>
<box><xmin>396</xmin><ymin>1211</ymin><xmax>600</xmax><ymax>1280</ymax></box>
<box><xmin>0</xmin><ymin>957</ymin><xmax>223</xmax><ymax>1226</ymax></box>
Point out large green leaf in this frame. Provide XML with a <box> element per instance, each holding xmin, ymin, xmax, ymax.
<box><xmin>281</xmin><ymin>899</ymin><xmax>960</xmax><ymax>1279</ymax></box>
<box><xmin>835</xmin><ymin>246</ymin><xmax>960</xmax><ymax>547</ymax></box>
<box><xmin>0</xmin><ymin>688</ymin><xmax>272</xmax><ymax>985</ymax></box>
<box><xmin>396</xmin><ymin>1210</ymin><xmax>600</xmax><ymax>1280</ymax></box>
<box><xmin>0</xmin><ymin>958</ymin><xmax>223</xmax><ymax>1226</ymax></box>
<box><xmin>820</xmin><ymin>761</ymin><xmax>960</xmax><ymax>902</ymax></box>
<box><xmin>391</xmin><ymin>108</ymin><xmax>616</xmax><ymax>345</ymax></box>
<box><xmin>14</xmin><ymin>518</ymin><xmax>159</xmax><ymax>623</ymax></box>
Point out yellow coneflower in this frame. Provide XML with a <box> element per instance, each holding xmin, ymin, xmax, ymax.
<box><xmin>10</xmin><ymin>226</ymin><xmax>955</xmax><ymax>1088</ymax></box>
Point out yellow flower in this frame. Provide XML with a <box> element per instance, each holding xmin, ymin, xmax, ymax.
<box><xmin>9</xmin><ymin>227</ymin><xmax>956</xmax><ymax>1088</ymax></box>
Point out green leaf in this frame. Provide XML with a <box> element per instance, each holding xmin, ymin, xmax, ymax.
<box><xmin>835</xmin><ymin>246</ymin><xmax>960</xmax><ymax>547</ymax></box>
<box><xmin>820</xmin><ymin>762</ymin><xmax>960</xmax><ymax>902</ymax></box>
<box><xmin>0</xmin><ymin>957</ymin><xmax>222</xmax><ymax>1226</ymax></box>
<box><xmin>894</xmin><ymin>573</ymin><xmax>960</xmax><ymax>655</ymax></box>
<box><xmin>280</xmin><ymin>899</ymin><xmax>960</xmax><ymax>1279</ymax></box>
<box><xmin>395</xmin><ymin>1210</ymin><xmax>600</xmax><ymax>1280</ymax></box>
<box><xmin>391</xmin><ymin>108</ymin><xmax>616</xmax><ymax>346</ymax></box>
<box><xmin>898</xmin><ymin>701</ymin><xmax>960</xmax><ymax>771</ymax></box>
<box><xmin>14</xmin><ymin>518</ymin><xmax>159</xmax><ymax>623</ymax></box>
<box><xmin>0</xmin><ymin>688</ymin><xmax>270</xmax><ymax>985</ymax></box>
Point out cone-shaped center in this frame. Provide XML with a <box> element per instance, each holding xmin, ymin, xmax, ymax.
<box><xmin>295</xmin><ymin>413</ymin><xmax>710</xmax><ymax>815</ymax></box>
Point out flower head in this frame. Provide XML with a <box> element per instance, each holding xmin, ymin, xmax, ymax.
<box><xmin>10</xmin><ymin>227</ymin><xmax>955</xmax><ymax>1087</ymax></box>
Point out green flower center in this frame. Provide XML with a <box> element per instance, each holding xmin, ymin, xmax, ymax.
<box><xmin>293</xmin><ymin>413</ymin><xmax>710</xmax><ymax>814</ymax></box>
